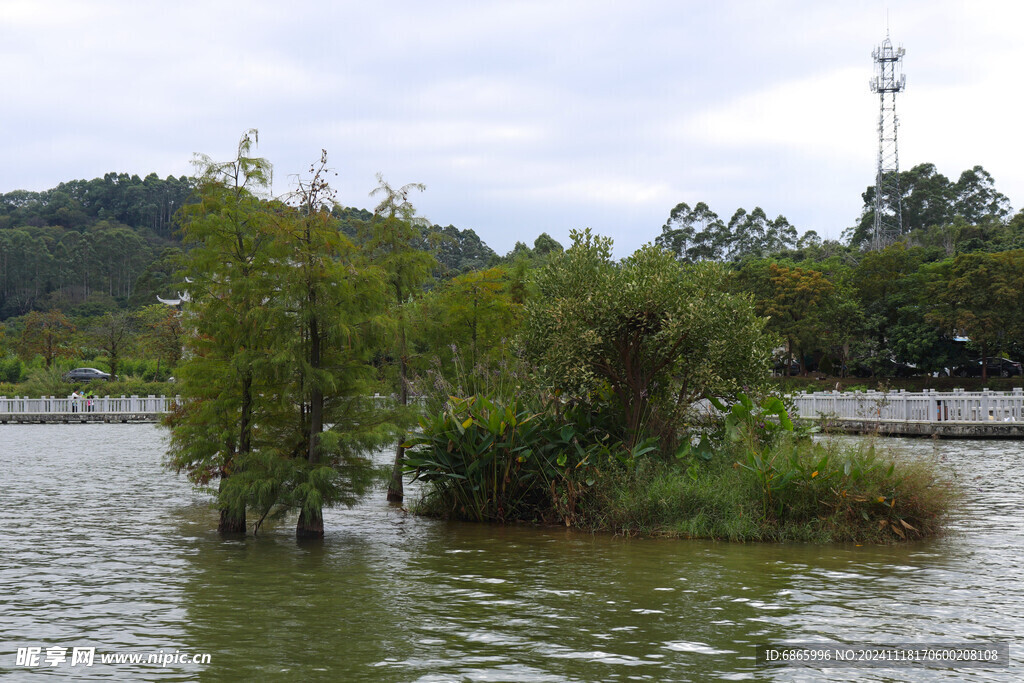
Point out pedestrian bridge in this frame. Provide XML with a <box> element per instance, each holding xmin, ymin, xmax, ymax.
<box><xmin>5</xmin><ymin>389</ymin><xmax>1024</xmax><ymax>436</ymax></box>
<box><xmin>790</xmin><ymin>388</ymin><xmax>1024</xmax><ymax>437</ymax></box>
<box><xmin>0</xmin><ymin>393</ymin><xmax>406</xmax><ymax>424</ymax></box>
<box><xmin>0</xmin><ymin>395</ymin><xmax>175</xmax><ymax>424</ymax></box>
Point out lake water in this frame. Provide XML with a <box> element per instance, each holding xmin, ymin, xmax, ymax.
<box><xmin>0</xmin><ymin>425</ymin><xmax>1020</xmax><ymax>681</ymax></box>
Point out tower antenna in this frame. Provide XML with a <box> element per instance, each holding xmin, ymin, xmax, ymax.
<box><xmin>869</xmin><ymin>32</ymin><xmax>906</xmax><ymax>250</ymax></box>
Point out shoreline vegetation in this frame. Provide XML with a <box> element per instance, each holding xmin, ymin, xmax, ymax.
<box><xmin>402</xmin><ymin>231</ymin><xmax>956</xmax><ymax>544</ymax></box>
<box><xmin>404</xmin><ymin>390</ymin><xmax>955</xmax><ymax>545</ymax></box>
<box><xmin>0</xmin><ymin>137</ymin><xmax>963</xmax><ymax>542</ymax></box>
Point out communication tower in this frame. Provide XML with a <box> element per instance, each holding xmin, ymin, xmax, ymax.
<box><xmin>869</xmin><ymin>33</ymin><xmax>906</xmax><ymax>250</ymax></box>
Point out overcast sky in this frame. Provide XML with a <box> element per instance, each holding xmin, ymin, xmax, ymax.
<box><xmin>2</xmin><ymin>1</ymin><xmax>1022</xmax><ymax>256</ymax></box>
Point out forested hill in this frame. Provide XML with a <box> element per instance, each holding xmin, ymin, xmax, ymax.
<box><xmin>0</xmin><ymin>174</ymin><xmax>194</xmax><ymax>319</ymax></box>
<box><xmin>0</xmin><ymin>173</ymin><xmax>196</xmax><ymax>239</ymax></box>
<box><xmin>0</xmin><ymin>173</ymin><xmax>504</xmax><ymax>320</ymax></box>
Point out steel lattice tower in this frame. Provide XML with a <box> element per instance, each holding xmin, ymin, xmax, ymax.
<box><xmin>869</xmin><ymin>34</ymin><xmax>906</xmax><ymax>250</ymax></box>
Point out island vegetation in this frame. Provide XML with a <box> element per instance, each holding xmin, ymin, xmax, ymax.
<box><xmin>5</xmin><ymin>135</ymin><xmax>1016</xmax><ymax>541</ymax></box>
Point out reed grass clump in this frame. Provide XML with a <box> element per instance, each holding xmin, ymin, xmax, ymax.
<box><xmin>585</xmin><ymin>436</ymin><xmax>955</xmax><ymax>543</ymax></box>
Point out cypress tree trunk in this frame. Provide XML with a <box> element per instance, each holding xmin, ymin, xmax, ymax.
<box><xmin>386</xmin><ymin>316</ymin><xmax>408</xmax><ymax>503</ymax></box>
<box><xmin>296</xmin><ymin>507</ymin><xmax>324</xmax><ymax>538</ymax></box>
<box><xmin>220</xmin><ymin>372</ymin><xmax>252</xmax><ymax>535</ymax></box>
<box><xmin>298</xmin><ymin>305</ymin><xmax>325</xmax><ymax>539</ymax></box>
<box><xmin>217</xmin><ymin>469</ymin><xmax>246</xmax><ymax>534</ymax></box>
<box><xmin>218</xmin><ymin>505</ymin><xmax>246</xmax><ymax>533</ymax></box>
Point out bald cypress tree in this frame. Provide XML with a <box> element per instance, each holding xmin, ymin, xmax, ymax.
<box><xmin>168</xmin><ymin>138</ymin><xmax>394</xmax><ymax>538</ymax></box>
<box><xmin>365</xmin><ymin>175</ymin><xmax>436</xmax><ymax>503</ymax></box>
<box><xmin>166</xmin><ymin>130</ymin><xmax>275</xmax><ymax>534</ymax></box>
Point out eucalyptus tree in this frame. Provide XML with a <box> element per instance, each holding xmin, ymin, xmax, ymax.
<box><xmin>657</xmin><ymin>201</ymin><xmax>725</xmax><ymax>261</ymax></box>
<box><xmin>365</xmin><ymin>174</ymin><xmax>437</xmax><ymax>503</ymax></box>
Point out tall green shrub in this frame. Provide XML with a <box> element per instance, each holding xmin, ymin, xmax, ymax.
<box><xmin>522</xmin><ymin>228</ymin><xmax>775</xmax><ymax>449</ymax></box>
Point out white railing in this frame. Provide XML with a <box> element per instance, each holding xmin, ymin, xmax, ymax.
<box><xmin>0</xmin><ymin>395</ymin><xmax>178</xmax><ymax>415</ymax></box>
<box><xmin>9</xmin><ymin>389</ymin><xmax>1017</xmax><ymax>424</ymax></box>
<box><xmin>0</xmin><ymin>393</ymin><xmax>414</xmax><ymax>417</ymax></box>
<box><xmin>790</xmin><ymin>388</ymin><xmax>1024</xmax><ymax>423</ymax></box>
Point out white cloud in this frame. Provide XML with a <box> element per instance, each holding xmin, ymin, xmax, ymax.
<box><xmin>676</xmin><ymin>67</ymin><xmax>875</xmax><ymax>162</ymax></box>
<box><xmin>3</xmin><ymin>0</ymin><xmax>1024</xmax><ymax>254</ymax></box>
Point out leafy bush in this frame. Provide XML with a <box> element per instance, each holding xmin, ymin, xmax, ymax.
<box><xmin>21</xmin><ymin>366</ymin><xmax>73</xmax><ymax>397</ymax></box>
<box><xmin>0</xmin><ymin>356</ymin><xmax>25</xmax><ymax>383</ymax></box>
<box><xmin>522</xmin><ymin>229</ymin><xmax>775</xmax><ymax>452</ymax></box>
<box><xmin>404</xmin><ymin>390</ymin><xmax>657</xmax><ymax>525</ymax></box>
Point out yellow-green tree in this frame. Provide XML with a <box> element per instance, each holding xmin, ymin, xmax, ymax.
<box><xmin>928</xmin><ymin>250</ymin><xmax>1024</xmax><ymax>380</ymax></box>
<box><xmin>759</xmin><ymin>264</ymin><xmax>834</xmax><ymax>375</ymax></box>
<box><xmin>420</xmin><ymin>266</ymin><xmax>523</xmax><ymax>380</ymax></box>
<box><xmin>18</xmin><ymin>309</ymin><xmax>76</xmax><ymax>368</ymax></box>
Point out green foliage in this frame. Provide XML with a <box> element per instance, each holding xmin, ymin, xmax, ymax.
<box><xmin>405</xmin><ymin>389</ymin><xmax>651</xmax><ymax>526</ymax></box>
<box><xmin>0</xmin><ymin>355</ymin><xmax>26</xmax><ymax>383</ymax></box>
<box><xmin>17</xmin><ymin>309</ymin><xmax>76</xmax><ymax>368</ymax></box>
<box><xmin>745</xmin><ymin>437</ymin><xmax>952</xmax><ymax>542</ymax></box>
<box><xmin>416</xmin><ymin>266</ymin><xmax>524</xmax><ymax>377</ymax></box>
<box><xmin>364</xmin><ymin>174</ymin><xmax>438</xmax><ymax>501</ymax></box>
<box><xmin>166</xmin><ymin>135</ymin><xmax>392</xmax><ymax>535</ymax></box>
<box><xmin>404</xmin><ymin>395</ymin><xmax>549</xmax><ymax>523</ymax></box>
<box><xmin>850</xmin><ymin>163</ymin><xmax>1011</xmax><ymax>248</ymax></box>
<box><xmin>927</xmin><ymin>250</ymin><xmax>1024</xmax><ymax>377</ymax></box>
<box><xmin>709</xmin><ymin>392</ymin><xmax>795</xmax><ymax>448</ymax></box>
<box><xmin>585</xmin><ymin>437</ymin><xmax>954</xmax><ymax>543</ymax></box>
<box><xmin>523</xmin><ymin>228</ymin><xmax>774</xmax><ymax>449</ymax></box>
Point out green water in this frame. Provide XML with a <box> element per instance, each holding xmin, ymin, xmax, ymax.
<box><xmin>0</xmin><ymin>426</ymin><xmax>1019</xmax><ymax>681</ymax></box>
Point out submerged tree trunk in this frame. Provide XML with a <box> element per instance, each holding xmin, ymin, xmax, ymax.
<box><xmin>298</xmin><ymin>304</ymin><xmax>325</xmax><ymax>538</ymax></box>
<box><xmin>222</xmin><ymin>371</ymin><xmax>252</xmax><ymax>535</ymax></box>
<box><xmin>387</xmin><ymin>307</ymin><xmax>408</xmax><ymax>503</ymax></box>
<box><xmin>296</xmin><ymin>507</ymin><xmax>324</xmax><ymax>539</ymax></box>
<box><xmin>217</xmin><ymin>473</ymin><xmax>246</xmax><ymax>534</ymax></box>
<box><xmin>388</xmin><ymin>430</ymin><xmax>406</xmax><ymax>503</ymax></box>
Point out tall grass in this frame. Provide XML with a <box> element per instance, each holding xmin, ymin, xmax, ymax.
<box><xmin>586</xmin><ymin>436</ymin><xmax>956</xmax><ymax>543</ymax></box>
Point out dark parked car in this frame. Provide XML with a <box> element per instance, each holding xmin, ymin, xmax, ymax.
<box><xmin>851</xmin><ymin>360</ymin><xmax>918</xmax><ymax>378</ymax></box>
<box><xmin>773</xmin><ymin>359</ymin><xmax>801</xmax><ymax>376</ymax></box>
<box><xmin>954</xmin><ymin>358</ymin><xmax>1023</xmax><ymax>378</ymax></box>
<box><xmin>63</xmin><ymin>367</ymin><xmax>112</xmax><ymax>382</ymax></box>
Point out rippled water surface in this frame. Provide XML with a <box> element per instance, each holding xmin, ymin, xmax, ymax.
<box><xmin>1</xmin><ymin>426</ymin><xmax>1021</xmax><ymax>681</ymax></box>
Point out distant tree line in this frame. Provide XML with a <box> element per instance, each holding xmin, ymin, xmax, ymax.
<box><xmin>652</xmin><ymin>163</ymin><xmax>1024</xmax><ymax>380</ymax></box>
<box><xmin>3</xmin><ymin>160</ymin><xmax>1023</xmax><ymax>383</ymax></box>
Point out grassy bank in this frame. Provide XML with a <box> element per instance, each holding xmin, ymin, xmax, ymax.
<box><xmin>582</xmin><ymin>437</ymin><xmax>954</xmax><ymax>543</ymax></box>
